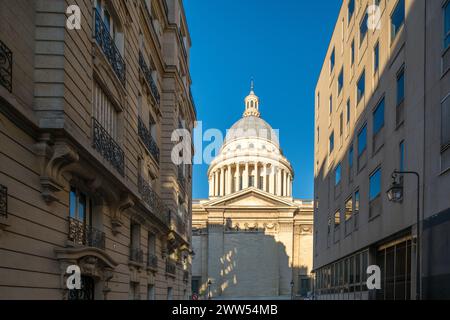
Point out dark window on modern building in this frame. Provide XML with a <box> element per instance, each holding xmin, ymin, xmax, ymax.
<box><xmin>369</xmin><ymin>167</ymin><xmax>382</xmax><ymax>201</ymax></box>
<box><xmin>335</xmin><ymin>163</ymin><xmax>342</xmax><ymax>186</ymax></box>
<box><xmin>397</xmin><ymin>68</ymin><xmax>405</xmax><ymax>105</ymax></box>
<box><xmin>445</xmin><ymin>1</ymin><xmax>450</xmax><ymax>50</ymax></box>
<box><xmin>360</xmin><ymin>9</ymin><xmax>368</xmax><ymax>45</ymax></box>
<box><xmin>348</xmin><ymin>0</ymin><xmax>355</xmax><ymax>24</ymax></box>
<box><xmin>329</xmin><ymin>132</ymin><xmax>335</xmax><ymax>153</ymax></box>
<box><xmin>373</xmin><ymin>97</ymin><xmax>385</xmax><ymax>135</ymax></box>
<box><xmin>399</xmin><ymin>140</ymin><xmax>405</xmax><ymax>172</ymax></box>
<box><xmin>374</xmin><ymin>42</ymin><xmax>380</xmax><ymax>73</ymax></box>
<box><xmin>357</xmin><ymin>70</ymin><xmax>365</xmax><ymax>104</ymax></box>
<box><xmin>391</xmin><ymin>0</ymin><xmax>405</xmax><ymax>41</ymax></box>
<box><xmin>358</xmin><ymin>124</ymin><xmax>367</xmax><ymax>156</ymax></box>
<box><xmin>330</xmin><ymin>48</ymin><xmax>335</xmax><ymax>73</ymax></box>
<box><xmin>338</xmin><ymin>68</ymin><xmax>344</xmax><ymax>95</ymax></box>
<box><xmin>349</xmin><ymin>144</ymin><xmax>354</xmax><ymax>168</ymax></box>
<box><xmin>350</xmin><ymin>41</ymin><xmax>355</xmax><ymax>67</ymax></box>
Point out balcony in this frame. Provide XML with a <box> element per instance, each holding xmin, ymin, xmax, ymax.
<box><xmin>138</xmin><ymin>117</ymin><xmax>160</xmax><ymax>162</ymax></box>
<box><xmin>0</xmin><ymin>40</ymin><xmax>13</xmax><ymax>92</ymax></box>
<box><xmin>130</xmin><ymin>247</ymin><xmax>144</xmax><ymax>264</ymax></box>
<box><xmin>68</xmin><ymin>217</ymin><xmax>106</xmax><ymax>250</ymax></box>
<box><xmin>147</xmin><ymin>253</ymin><xmax>158</xmax><ymax>270</ymax></box>
<box><xmin>166</xmin><ymin>259</ymin><xmax>176</xmax><ymax>275</ymax></box>
<box><xmin>94</xmin><ymin>9</ymin><xmax>126</xmax><ymax>85</ymax></box>
<box><xmin>92</xmin><ymin>117</ymin><xmax>125</xmax><ymax>176</ymax></box>
<box><xmin>138</xmin><ymin>175</ymin><xmax>170</xmax><ymax>226</ymax></box>
<box><xmin>169</xmin><ymin>211</ymin><xmax>187</xmax><ymax>241</ymax></box>
<box><xmin>139</xmin><ymin>51</ymin><xmax>160</xmax><ymax>104</ymax></box>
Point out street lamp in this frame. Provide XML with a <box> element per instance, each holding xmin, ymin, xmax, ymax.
<box><xmin>386</xmin><ymin>170</ymin><xmax>421</xmax><ymax>300</ymax></box>
<box><xmin>207</xmin><ymin>280</ymin><xmax>212</xmax><ymax>300</ymax></box>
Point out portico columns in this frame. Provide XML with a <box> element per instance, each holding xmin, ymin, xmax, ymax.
<box><xmin>254</xmin><ymin>162</ymin><xmax>259</xmax><ymax>189</ymax></box>
<box><xmin>208</xmin><ymin>175</ymin><xmax>213</xmax><ymax>197</ymax></box>
<box><xmin>284</xmin><ymin>171</ymin><xmax>288</xmax><ymax>197</ymax></box>
<box><xmin>244</xmin><ymin>163</ymin><xmax>249</xmax><ymax>189</ymax></box>
<box><xmin>276</xmin><ymin>168</ymin><xmax>282</xmax><ymax>196</ymax></box>
<box><xmin>226</xmin><ymin>165</ymin><xmax>232</xmax><ymax>195</ymax></box>
<box><xmin>262</xmin><ymin>164</ymin><xmax>267</xmax><ymax>192</ymax></box>
<box><xmin>214</xmin><ymin>171</ymin><xmax>219</xmax><ymax>196</ymax></box>
<box><xmin>269</xmin><ymin>164</ymin><xmax>275</xmax><ymax>194</ymax></box>
<box><xmin>235</xmin><ymin>165</ymin><xmax>240</xmax><ymax>192</ymax></box>
<box><xmin>220</xmin><ymin>167</ymin><xmax>225</xmax><ymax>196</ymax></box>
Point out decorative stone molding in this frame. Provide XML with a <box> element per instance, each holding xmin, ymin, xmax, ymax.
<box><xmin>35</xmin><ymin>136</ymin><xmax>79</xmax><ymax>203</ymax></box>
<box><xmin>55</xmin><ymin>247</ymin><xmax>117</xmax><ymax>300</ymax></box>
<box><xmin>110</xmin><ymin>194</ymin><xmax>134</xmax><ymax>236</ymax></box>
<box><xmin>223</xmin><ymin>220</ymin><xmax>279</xmax><ymax>233</ymax></box>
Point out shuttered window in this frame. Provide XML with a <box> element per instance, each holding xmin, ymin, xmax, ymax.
<box><xmin>93</xmin><ymin>81</ymin><xmax>118</xmax><ymax>139</ymax></box>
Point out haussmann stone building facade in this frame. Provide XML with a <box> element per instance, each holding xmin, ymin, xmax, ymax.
<box><xmin>192</xmin><ymin>85</ymin><xmax>314</xmax><ymax>300</ymax></box>
<box><xmin>314</xmin><ymin>0</ymin><xmax>450</xmax><ymax>300</ymax></box>
<box><xmin>0</xmin><ymin>0</ymin><xmax>196</xmax><ymax>300</ymax></box>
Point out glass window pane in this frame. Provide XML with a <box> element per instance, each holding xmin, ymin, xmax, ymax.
<box><xmin>373</xmin><ymin>98</ymin><xmax>385</xmax><ymax>134</ymax></box>
<box><xmin>360</xmin><ymin>11</ymin><xmax>368</xmax><ymax>44</ymax></box>
<box><xmin>78</xmin><ymin>193</ymin><xmax>86</xmax><ymax>222</ymax></box>
<box><xmin>335</xmin><ymin>163</ymin><xmax>341</xmax><ymax>185</ymax></box>
<box><xmin>397</xmin><ymin>69</ymin><xmax>405</xmax><ymax>105</ymax></box>
<box><xmin>348</xmin><ymin>0</ymin><xmax>355</xmax><ymax>23</ymax></box>
<box><xmin>357</xmin><ymin>71</ymin><xmax>365</xmax><ymax>103</ymax></box>
<box><xmin>399</xmin><ymin>141</ymin><xmax>405</xmax><ymax>171</ymax></box>
<box><xmin>69</xmin><ymin>188</ymin><xmax>77</xmax><ymax>218</ymax></box>
<box><xmin>369</xmin><ymin>168</ymin><xmax>382</xmax><ymax>201</ymax></box>
<box><xmin>358</xmin><ymin>124</ymin><xmax>367</xmax><ymax>155</ymax></box>
<box><xmin>374</xmin><ymin>43</ymin><xmax>380</xmax><ymax>72</ymax></box>
<box><xmin>445</xmin><ymin>3</ymin><xmax>450</xmax><ymax>49</ymax></box>
<box><xmin>391</xmin><ymin>0</ymin><xmax>405</xmax><ymax>40</ymax></box>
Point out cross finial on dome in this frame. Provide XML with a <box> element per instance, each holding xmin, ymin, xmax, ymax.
<box><xmin>243</xmin><ymin>78</ymin><xmax>260</xmax><ymax>118</ymax></box>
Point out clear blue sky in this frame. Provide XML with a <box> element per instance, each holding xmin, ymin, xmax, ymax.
<box><xmin>185</xmin><ymin>0</ymin><xmax>341</xmax><ymax>200</ymax></box>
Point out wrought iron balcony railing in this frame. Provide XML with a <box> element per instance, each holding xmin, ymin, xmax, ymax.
<box><xmin>92</xmin><ymin>117</ymin><xmax>125</xmax><ymax>176</ymax></box>
<box><xmin>0</xmin><ymin>184</ymin><xmax>7</xmax><ymax>218</ymax></box>
<box><xmin>138</xmin><ymin>117</ymin><xmax>160</xmax><ymax>162</ymax></box>
<box><xmin>0</xmin><ymin>40</ymin><xmax>13</xmax><ymax>92</ymax></box>
<box><xmin>138</xmin><ymin>175</ymin><xmax>170</xmax><ymax>226</ymax></box>
<box><xmin>166</xmin><ymin>259</ymin><xmax>176</xmax><ymax>275</ymax></box>
<box><xmin>148</xmin><ymin>253</ymin><xmax>158</xmax><ymax>269</ymax></box>
<box><xmin>169</xmin><ymin>211</ymin><xmax>187</xmax><ymax>240</ymax></box>
<box><xmin>183</xmin><ymin>270</ymin><xmax>189</xmax><ymax>282</ymax></box>
<box><xmin>94</xmin><ymin>9</ymin><xmax>126</xmax><ymax>85</ymax></box>
<box><xmin>139</xmin><ymin>51</ymin><xmax>160</xmax><ymax>104</ymax></box>
<box><xmin>68</xmin><ymin>217</ymin><xmax>106</xmax><ymax>250</ymax></box>
<box><xmin>130</xmin><ymin>247</ymin><xmax>144</xmax><ymax>264</ymax></box>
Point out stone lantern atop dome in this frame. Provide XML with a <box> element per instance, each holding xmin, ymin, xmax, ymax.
<box><xmin>243</xmin><ymin>80</ymin><xmax>260</xmax><ymax>118</ymax></box>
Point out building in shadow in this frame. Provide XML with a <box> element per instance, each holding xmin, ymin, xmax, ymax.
<box><xmin>192</xmin><ymin>84</ymin><xmax>314</xmax><ymax>299</ymax></box>
<box><xmin>314</xmin><ymin>0</ymin><xmax>450</xmax><ymax>300</ymax></box>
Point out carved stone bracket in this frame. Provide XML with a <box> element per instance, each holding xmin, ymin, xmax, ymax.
<box><xmin>36</xmin><ymin>136</ymin><xmax>79</xmax><ymax>203</ymax></box>
<box><xmin>110</xmin><ymin>194</ymin><xmax>134</xmax><ymax>236</ymax></box>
